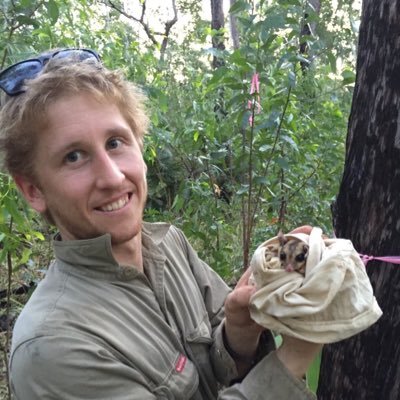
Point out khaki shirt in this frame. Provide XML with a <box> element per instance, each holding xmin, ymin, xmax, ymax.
<box><xmin>10</xmin><ymin>222</ymin><xmax>315</xmax><ymax>399</ymax></box>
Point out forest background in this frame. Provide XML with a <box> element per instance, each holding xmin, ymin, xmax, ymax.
<box><xmin>0</xmin><ymin>0</ymin><xmax>360</xmax><ymax>398</ymax></box>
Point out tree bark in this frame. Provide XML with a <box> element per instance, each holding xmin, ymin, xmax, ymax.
<box><xmin>210</xmin><ymin>0</ymin><xmax>227</xmax><ymax>119</ymax></box>
<box><xmin>210</xmin><ymin>0</ymin><xmax>225</xmax><ymax>69</ymax></box>
<box><xmin>299</xmin><ymin>0</ymin><xmax>320</xmax><ymax>71</ymax></box>
<box><xmin>229</xmin><ymin>0</ymin><xmax>240</xmax><ymax>49</ymax></box>
<box><xmin>318</xmin><ymin>1</ymin><xmax>400</xmax><ymax>399</ymax></box>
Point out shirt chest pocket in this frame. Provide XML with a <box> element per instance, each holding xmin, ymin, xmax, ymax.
<box><xmin>183</xmin><ymin>316</ymin><xmax>219</xmax><ymax>399</ymax></box>
<box><xmin>185</xmin><ymin>316</ymin><xmax>213</xmax><ymax>346</ymax></box>
<box><xmin>185</xmin><ymin>317</ymin><xmax>213</xmax><ymax>373</ymax></box>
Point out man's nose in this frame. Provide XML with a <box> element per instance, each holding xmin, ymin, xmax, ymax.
<box><xmin>94</xmin><ymin>153</ymin><xmax>124</xmax><ymax>189</ymax></box>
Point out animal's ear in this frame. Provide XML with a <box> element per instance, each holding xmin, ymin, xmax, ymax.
<box><xmin>303</xmin><ymin>244</ymin><xmax>309</xmax><ymax>255</ymax></box>
<box><xmin>277</xmin><ymin>230</ymin><xmax>287</xmax><ymax>246</ymax></box>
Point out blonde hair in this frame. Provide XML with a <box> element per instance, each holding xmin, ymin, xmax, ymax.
<box><xmin>0</xmin><ymin>55</ymin><xmax>149</xmax><ymax>181</ymax></box>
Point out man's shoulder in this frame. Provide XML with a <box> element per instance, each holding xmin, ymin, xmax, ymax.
<box><xmin>10</xmin><ymin>263</ymin><xmax>77</xmax><ymax>351</ymax></box>
<box><xmin>11</xmin><ymin>284</ymin><xmax>55</xmax><ymax>348</ymax></box>
<box><xmin>142</xmin><ymin>221</ymin><xmax>187</xmax><ymax>246</ymax></box>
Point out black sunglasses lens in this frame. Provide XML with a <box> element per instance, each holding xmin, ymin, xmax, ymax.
<box><xmin>53</xmin><ymin>49</ymin><xmax>100</xmax><ymax>62</ymax></box>
<box><xmin>0</xmin><ymin>60</ymin><xmax>42</xmax><ymax>95</ymax></box>
<box><xmin>0</xmin><ymin>49</ymin><xmax>100</xmax><ymax>96</ymax></box>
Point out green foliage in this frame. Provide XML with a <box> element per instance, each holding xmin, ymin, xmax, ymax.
<box><xmin>307</xmin><ymin>351</ymin><xmax>322</xmax><ymax>394</ymax></box>
<box><xmin>0</xmin><ymin>174</ymin><xmax>46</xmax><ymax>286</ymax></box>
<box><xmin>145</xmin><ymin>0</ymin><xmax>355</xmax><ymax>272</ymax></box>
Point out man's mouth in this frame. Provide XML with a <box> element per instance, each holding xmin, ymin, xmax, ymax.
<box><xmin>98</xmin><ymin>194</ymin><xmax>130</xmax><ymax>212</ymax></box>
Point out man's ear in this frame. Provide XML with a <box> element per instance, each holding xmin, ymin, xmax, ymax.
<box><xmin>13</xmin><ymin>175</ymin><xmax>47</xmax><ymax>213</ymax></box>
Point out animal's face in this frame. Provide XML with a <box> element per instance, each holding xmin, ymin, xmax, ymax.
<box><xmin>278</xmin><ymin>237</ymin><xmax>309</xmax><ymax>275</ymax></box>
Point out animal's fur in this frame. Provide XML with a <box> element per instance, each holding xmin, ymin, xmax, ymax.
<box><xmin>277</xmin><ymin>231</ymin><xmax>309</xmax><ymax>275</ymax></box>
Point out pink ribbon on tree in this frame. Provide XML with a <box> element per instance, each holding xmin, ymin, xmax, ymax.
<box><xmin>359</xmin><ymin>254</ymin><xmax>400</xmax><ymax>266</ymax></box>
<box><xmin>248</xmin><ymin>72</ymin><xmax>261</xmax><ymax>126</ymax></box>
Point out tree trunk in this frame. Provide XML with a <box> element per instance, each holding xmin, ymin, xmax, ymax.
<box><xmin>229</xmin><ymin>0</ymin><xmax>240</xmax><ymax>49</ymax></box>
<box><xmin>299</xmin><ymin>0</ymin><xmax>320</xmax><ymax>71</ymax></box>
<box><xmin>210</xmin><ymin>0</ymin><xmax>226</xmax><ymax>119</ymax></box>
<box><xmin>210</xmin><ymin>0</ymin><xmax>225</xmax><ymax>69</ymax></box>
<box><xmin>318</xmin><ymin>1</ymin><xmax>400</xmax><ymax>399</ymax></box>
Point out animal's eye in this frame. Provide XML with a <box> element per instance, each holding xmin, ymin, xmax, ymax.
<box><xmin>280</xmin><ymin>252</ymin><xmax>286</xmax><ymax>261</ymax></box>
<box><xmin>296</xmin><ymin>254</ymin><xmax>305</xmax><ymax>262</ymax></box>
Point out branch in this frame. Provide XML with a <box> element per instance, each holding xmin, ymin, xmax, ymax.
<box><xmin>249</xmin><ymin>86</ymin><xmax>293</xmax><ymax>237</ymax></box>
<box><xmin>160</xmin><ymin>0</ymin><xmax>178</xmax><ymax>59</ymax></box>
<box><xmin>107</xmin><ymin>0</ymin><xmax>159</xmax><ymax>46</ymax></box>
<box><xmin>287</xmin><ymin>159</ymin><xmax>322</xmax><ymax>202</ymax></box>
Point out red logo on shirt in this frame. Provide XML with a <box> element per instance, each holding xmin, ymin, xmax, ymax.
<box><xmin>175</xmin><ymin>354</ymin><xmax>187</xmax><ymax>373</ymax></box>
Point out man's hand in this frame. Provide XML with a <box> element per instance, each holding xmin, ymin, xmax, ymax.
<box><xmin>290</xmin><ymin>225</ymin><xmax>313</xmax><ymax>235</ymax></box>
<box><xmin>223</xmin><ymin>267</ymin><xmax>264</xmax><ymax>372</ymax></box>
<box><xmin>276</xmin><ymin>335</ymin><xmax>323</xmax><ymax>380</ymax></box>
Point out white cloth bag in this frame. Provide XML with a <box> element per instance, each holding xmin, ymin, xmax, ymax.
<box><xmin>249</xmin><ymin>227</ymin><xmax>382</xmax><ymax>343</ymax></box>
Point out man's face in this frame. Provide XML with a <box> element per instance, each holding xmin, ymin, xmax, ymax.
<box><xmin>17</xmin><ymin>93</ymin><xmax>148</xmax><ymax>245</ymax></box>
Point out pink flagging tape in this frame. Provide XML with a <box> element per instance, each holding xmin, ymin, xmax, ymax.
<box><xmin>359</xmin><ymin>254</ymin><xmax>400</xmax><ymax>266</ymax></box>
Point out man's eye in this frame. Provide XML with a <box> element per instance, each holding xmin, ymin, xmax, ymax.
<box><xmin>65</xmin><ymin>151</ymin><xmax>82</xmax><ymax>163</ymax></box>
<box><xmin>107</xmin><ymin>138</ymin><xmax>122</xmax><ymax>150</ymax></box>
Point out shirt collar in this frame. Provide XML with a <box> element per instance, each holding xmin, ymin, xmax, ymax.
<box><xmin>52</xmin><ymin>222</ymin><xmax>171</xmax><ymax>278</ymax></box>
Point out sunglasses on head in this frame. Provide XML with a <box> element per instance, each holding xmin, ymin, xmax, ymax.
<box><xmin>0</xmin><ymin>48</ymin><xmax>101</xmax><ymax>97</ymax></box>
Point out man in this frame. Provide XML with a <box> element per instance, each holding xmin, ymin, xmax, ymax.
<box><xmin>0</xmin><ymin>48</ymin><xmax>320</xmax><ymax>399</ymax></box>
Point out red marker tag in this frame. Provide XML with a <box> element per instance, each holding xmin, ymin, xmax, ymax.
<box><xmin>175</xmin><ymin>354</ymin><xmax>187</xmax><ymax>373</ymax></box>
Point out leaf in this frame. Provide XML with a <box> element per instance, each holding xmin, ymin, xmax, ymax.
<box><xmin>15</xmin><ymin>15</ymin><xmax>39</xmax><ymax>28</ymax></box>
<box><xmin>259</xmin><ymin>144</ymin><xmax>273</xmax><ymax>152</ymax></box>
<box><xmin>281</xmin><ymin>134</ymin><xmax>299</xmax><ymax>152</ymax></box>
<box><xmin>46</xmin><ymin>0</ymin><xmax>59</xmax><ymax>25</ymax></box>
<box><xmin>264</xmin><ymin>15</ymin><xmax>286</xmax><ymax>30</ymax></box>
<box><xmin>253</xmin><ymin>176</ymin><xmax>268</xmax><ymax>185</ymax></box>
<box><xmin>206</xmin><ymin>66</ymin><xmax>230</xmax><ymax>89</ymax></box>
<box><xmin>19</xmin><ymin>0</ymin><xmax>34</xmax><ymax>7</ymax></box>
<box><xmin>261</xmin><ymin>33</ymin><xmax>278</xmax><ymax>50</ymax></box>
<box><xmin>229</xmin><ymin>0</ymin><xmax>251</xmax><ymax>15</ymax></box>
<box><xmin>19</xmin><ymin>247</ymin><xmax>32</xmax><ymax>265</ymax></box>
<box><xmin>342</xmin><ymin>69</ymin><xmax>356</xmax><ymax>85</ymax></box>
<box><xmin>171</xmin><ymin>195</ymin><xmax>184</xmax><ymax>212</ymax></box>
<box><xmin>288</xmin><ymin>70</ymin><xmax>296</xmax><ymax>88</ymax></box>
<box><xmin>327</xmin><ymin>51</ymin><xmax>337</xmax><ymax>73</ymax></box>
<box><xmin>237</xmin><ymin>184</ymin><xmax>249</xmax><ymax>195</ymax></box>
<box><xmin>275</xmin><ymin>157</ymin><xmax>290</xmax><ymax>170</ymax></box>
<box><xmin>210</xmin><ymin>149</ymin><xmax>228</xmax><ymax>160</ymax></box>
<box><xmin>32</xmin><ymin>231</ymin><xmax>45</xmax><ymax>241</ymax></box>
<box><xmin>296</xmin><ymin>54</ymin><xmax>310</xmax><ymax>66</ymax></box>
<box><xmin>3</xmin><ymin>196</ymin><xmax>25</xmax><ymax>226</ymax></box>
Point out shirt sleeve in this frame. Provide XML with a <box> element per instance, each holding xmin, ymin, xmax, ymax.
<box><xmin>10</xmin><ymin>335</ymin><xmax>157</xmax><ymax>400</ymax></box>
<box><xmin>218</xmin><ymin>351</ymin><xmax>316</xmax><ymax>400</ymax></box>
